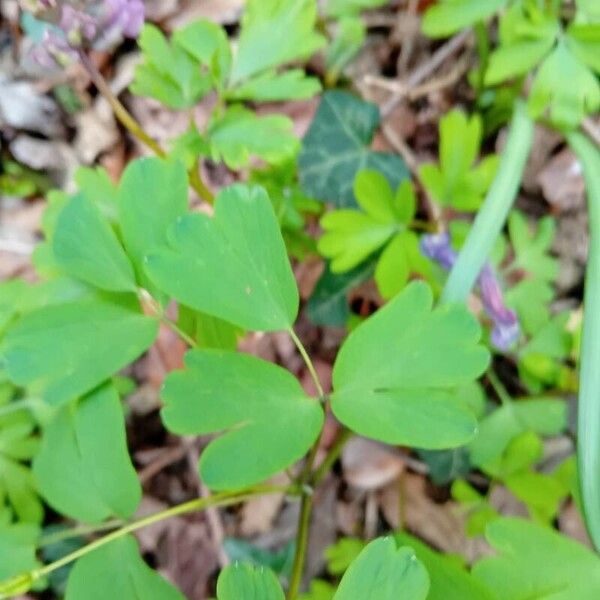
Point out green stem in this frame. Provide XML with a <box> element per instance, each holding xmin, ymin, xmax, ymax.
<box><xmin>486</xmin><ymin>369</ymin><xmax>512</xmax><ymax>407</ymax></box>
<box><xmin>312</xmin><ymin>428</ymin><xmax>352</xmax><ymax>486</ymax></box>
<box><xmin>287</xmin><ymin>493</ymin><xmax>313</xmax><ymax>600</ymax></box>
<box><xmin>38</xmin><ymin>519</ymin><xmax>125</xmax><ymax>548</ymax></box>
<box><xmin>567</xmin><ymin>131</ymin><xmax>600</xmax><ymax>550</ymax></box>
<box><xmin>474</xmin><ymin>21</ymin><xmax>490</xmax><ymax>95</ymax></box>
<box><xmin>26</xmin><ymin>485</ymin><xmax>296</xmax><ymax>586</ymax></box>
<box><xmin>289</xmin><ymin>328</ymin><xmax>326</xmax><ymax>400</ymax></box>
<box><xmin>442</xmin><ymin>101</ymin><xmax>535</xmax><ymax>303</ymax></box>
<box><xmin>77</xmin><ymin>50</ymin><xmax>214</xmax><ymax>204</ymax></box>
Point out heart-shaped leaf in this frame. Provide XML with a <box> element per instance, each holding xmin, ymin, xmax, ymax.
<box><xmin>333</xmin><ymin>537</ymin><xmax>430</xmax><ymax>600</ymax></box>
<box><xmin>161</xmin><ymin>349</ymin><xmax>323</xmax><ymax>490</ymax></box>
<box><xmin>145</xmin><ymin>184</ymin><xmax>299</xmax><ymax>332</ymax></box>
<box><xmin>1</xmin><ymin>296</ymin><xmax>158</xmax><ymax>406</ymax></box>
<box><xmin>33</xmin><ymin>383</ymin><xmax>141</xmax><ymax>524</ymax></box>
<box><xmin>330</xmin><ymin>282</ymin><xmax>489</xmax><ymax>449</ymax></box>
<box><xmin>53</xmin><ymin>194</ymin><xmax>136</xmax><ymax>293</ymax></box>
<box><xmin>217</xmin><ymin>563</ymin><xmax>284</xmax><ymax>600</ymax></box>
<box><xmin>66</xmin><ymin>536</ymin><xmax>184</xmax><ymax>600</ymax></box>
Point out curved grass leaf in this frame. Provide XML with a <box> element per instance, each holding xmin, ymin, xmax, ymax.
<box><xmin>145</xmin><ymin>184</ymin><xmax>299</xmax><ymax>332</ymax></box>
<box><xmin>161</xmin><ymin>349</ymin><xmax>323</xmax><ymax>490</ymax></box>
<box><xmin>330</xmin><ymin>282</ymin><xmax>489</xmax><ymax>448</ymax></box>
<box><xmin>53</xmin><ymin>194</ymin><xmax>136</xmax><ymax>293</ymax></box>
<box><xmin>1</xmin><ymin>297</ymin><xmax>158</xmax><ymax>406</ymax></box>
<box><xmin>217</xmin><ymin>563</ymin><xmax>284</xmax><ymax>600</ymax></box>
<box><xmin>33</xmin><ymin>383</ymin><xmax>141</xmax><ymax>524</ymax></box>
<box><xmin>66</xmin><ymin>536</ymin><xmax>184</xmax><ymax>599</ymax></box>
<box><xmin>333</xmin><ymin>537</ymin><xmax>429</xmax><ymax>600</ymax></box>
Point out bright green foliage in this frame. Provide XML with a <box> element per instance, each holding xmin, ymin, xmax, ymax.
<box><xmin>395</xmin><ymin>532</ymin><xmax>497</xmax><ymax>600</ymax></box>
<box><xmin>473</xmin><ymin>518</ymin><xmax>600</xmax><ymax>599</ymax></box>
<box><xmin>216</xmin><ymin>563</ymin><xmax>284</xmax><ymax>600</ymax></box>
<box><xmin>298</xmin><ymin>91</ymin><xmax>409</xmax><ymax>207</ymax></box>
<box><xmin>207</xmin><ymin>107</ymin><xmax>298</xmax><ymax>170</ymax></box>
<box><xmin>299</xmin><ymin>580</ymin><xmax>336</xmax><ymax>600</ymax></box>
<box><xmin>33</xmin><ymin>383</ymin><xmax>141</xmax><ymax>524</ymax></box>
<box><xmin>74</xmin><ymin>167</ymin><xmax>120</xmax><ymax>223</ymax></box>
<box><xmin>132</xmin><ymin>24</ymin><xmax>212</xmax><ymax>109</ymax></box>
<box><xmin>0</xmin><ymin>522</ymin><xmax>39</xmax><ymax>581</ymax></box>
<box><xmin>469</xmin><ymin>398</ymin><xmax>567</xmax><ymax>469</ymax></box>
<box><xmin>319</xmin><ymin>171</ymin><xmax>431</xmax><ymax>298</ymax></box>
<box><xmin>145</xmin><ymin>184</ymin><xmax>299</xmax><ymax>332</ymax></box>
<box><xmin>65</xmin><ymin>536</ymin><xmax>184</xmax><ymax>599</ymax></box>
<box><xmin>422</xmin><ymin>0</ymin><xmax>508</xmax><ymax>38</ymax></box>
<box><xmin>419</xmin><ymin>110</ymin><xmax>499</xmax><ymax>212</ymax></box>
<box><xmin>484</xmin><ymin>2</ymin><xmax>600</xmax><ymax>128</ymax></box>
<box><xmin>227</xmin><ymin>69</ymin><xmax>321</xmax><ymax>103</ymax></box>
<box><xmin>161</xmin><ymin>350</ymin><xmax>323</xmax><ymax>490</ymax></box>
<box><xmin>452</xmin><ymin>479</ymin><xmax>499</xmax><ymax>537</ymax></box>
<box><xmin>333</xmin><ymin>537</ymin><xmax>430</xmax><ymax>600</ymax></box>
<box><xmin>229</xmin><ymin>0</ymin><xmax>324</xmax><ymax>86</ymax></box>
<box><xmin>505</xmin><ymin>211</ymin><xmax>558</xmax><ymax>336</ymax></box>
<box><xmin>178</xmin><ymin>308</ymin><xmax>241</xmax><ymax>351</ymax></box>
<box><xmin>53</xmin><ymin>194</ymin><xmax>136</xmax><ymax>293</ymax></box>
<box><xmin>1</xmin><ymin>296</ymin><xmax>158</xmax><ymax>406</ymax></box>
<box><xmin>0</xmin><ymin>403</ymin><xmax>42</xmax><ymax>523</ymax></box>
<box><xmin>330</xmin><ymin>282</ymin><xmax>489</xmax><ymax>448</ymax></box>
<box><xmin>325</xmin><ymin>17</ymin><xmax>366</xmax><ymax>84</ymax></box>
<box><xmin>325</xmin><ymin>538</ymin><xmax>367</xmax><ymax>575</ymax></box>
<box><xmin>117</xmin><ymin>158</ymin><xmax>189</xmax><ymax>296</ymax></box>
<box><xmin>307</xmin><ymin>260</ymin><xmax>375</xmax><ymax>326</ymax></box>
<box><xmin>325</xmin><ymin>0</ymin><xmax>388</xmax><ymax>17</ymax></box>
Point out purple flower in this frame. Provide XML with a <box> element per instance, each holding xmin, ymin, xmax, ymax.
<box><xmin>60</xmin><ymin>5</ymin><xmax>97</xmax><ymax>46</ymax></box>
<box><xmin>105</xmin><ymin>0</ymin><xmax>145</xmax><ymax>38</ymax></box>
<box><xmin>420</xmin><ymin>233</ymin><xmax>520</xmax><ymax>351</ymax></box>
<box><xmin>31</xmin><ymin>28</ymin><xmax>79</xmax><ymax>67</ymax></box>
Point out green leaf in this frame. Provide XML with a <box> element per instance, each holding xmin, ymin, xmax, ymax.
<box><xmin>469</xmin><ymin>398</ymin><xmax>566</xmax><ymax>469</ymax></box>
<box><xmin>567</xmin><ymin>24</ymin><xmax>600</xmax><ymax>74</ymax></box>
<box><xmin>325</xmin><ymin>0</ymin><xmax>389</xmax><ymax>17</ymax></box>
<box><xmin>131</xmin><ymin>24</ymin><xmax>212</xmax><ymax>109</ymax></box>
<box><xmin>207</xmin><ymin>107</ymin><xmax>299</xmax><ymax>170</ymax></box>
<box><xmin>529</xmin><ymin>43</ymin><xmax>600</xmax><ymax>129</ymax></box>
<box><xmin>2</xmin><ymin>296</ymin><xmax>158</xmax><ymax>406</ymax></box>
<box><xmin>117</xmin><ymin>157</ymin><xmax>188</xmax><ymax>295</ymax></box>
<box><xmin>473</xmin><ymin>518</ymin><xmax>600</xmax><ymax>599</ymax></box>
<box><xmin>229</xmin><ymin>0</ymin><xmax>325</xmax><ymax>85</ymax></box>
<box><xmin>299</xmin><ymin>580</ymin><xmax>336</xmax><ymax>600</ymax></box>
<box><xmin>298</xmin><ymin>91</ymin><xmax>409</xmax><ymax>207</ymax></box>
<box><xmin>325</xmin><ymin>17</ymin><xmax>366</xmax><ymax>83</ymax></box>
<box><xmin>145</xmin><ymin>184</ymin><xmax>299</xmax><ymax>332</ymax></box>
<box><xmin>226</xmin><ymin>69</ymin><xmax>321</xmax><ymax>102</ymax></box>
<box><xmin>325</xmin><ymin>538</ymin><xmax>367</xmax><ymax>575</ymax></box>
<box><xmin>223</xmin><ymin>538</ymin><xmax>295</xmax><ymax>578</ymax></box>
<box><xmin>53</xmin><ymin>194</ymin><xmax>136</xmax><ymax>293</ymax></box>
<box><xmin>216</xmin><ymin>563</ymin><xmax>284</xmax><ymax>600</ymax></box>
<box><xmin>307</xmin><ymin>260</ymin><xmax>375</xmax><ymax>327</ymax></box>
<box><xmin>505</xmin><ymin>279</ymin><xmax>554</xmax><ymax>336</ymax></box>
<box><xmin>422</xmin><ymin>0</ymin><xmax>507</xmax><ymax>38</ymax></box>
<box><xmin>66</xmin><ymin>536</ymin><xmax>184</xmax><ymax>599</ymax></box>
<box><xmin>0</xmin><ymin>407</ymin><xmax>43</xmax><ymax>523</ymax></box>
<box><xmin>394</xmin><ymin>532</ymin><xmax>497</xmax><ymax>600</ymax></box>
<box><xmin>178</xmin><ymin>306</ymin><xmax>241</xmax><ymax>351</ymax></box>
<box><xmin>330</xmin><ymin>282</ymin><xmax>489</xmax><ymax>448</ymax></box>
<box><xmin>507</xmin><ymin>211</ymin><xmax>558</xmax><ymax>282</ymax></box>
<box><xmin>0</xmin><ymin>523</ymin><xmax>39</xmax><ymax>581</ymax></box>
<box><xmin>418</xmin><ymin>110</ymin><xmax>499</xmax><ymax>212</ymax></box>
<box><xmin>333</xmin><ymin>537</ymin><xmax>429</xmax><ymax>600</ymax></box>
<box><xmin>173</xmin><ymin>19</ymin><xmax>231</xmax><ymax>90</ymax></box>
<box><xmin>33</xmin><ymin>383</ymin><xmax>141</xmax><ymax>523</ymax></box>
<box><xmin>161</xmin><ymin>349</ymin><xmax>323</xmax><ymax>490</ymax></box>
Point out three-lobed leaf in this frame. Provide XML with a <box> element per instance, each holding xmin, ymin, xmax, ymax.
<box><xmin>330</xmin><ymin>282</ymin><xmax>489</xmax><ymax>449</ymax></box>
<box><xmin>66</xmin><ymin>536</ymin><xmax>184</xmax><ymax>599</ymax></box>
<box><xmin>33</xmin><ymin>383</ymin><xmax>141</xmax><ymax>523</ymax></box>
<box><xmin>216</xmin><ymin>563</ymin><xmax>285</xmax><ymax>600</ymax></box>
<box><xmin>473</xmin><ymin>518</ymin><xmax>600</xmax><ymax>599</ymax></box>
<box><xmin>422</xmin><ymin>0</ymin><xmax>507</xmax><ymax>38</ymax></box>
<box><xmin>161</xmin><ymin>349</ymin><xmax>323</xmax><ymax>490</ymax></box>
<box><xmin>145</xmin><ymin>184</ymin><xmax>299</xmax><ymax>332</ymax></box>
<box><xmin>333</xmin><ymin>537</ymin><xmax>430</xmax><ymax>600</ymax></box>
<box><xmin>1</xmin><ymin>296</ymin><xmax>158</xmax><ymax>406</ymax></box>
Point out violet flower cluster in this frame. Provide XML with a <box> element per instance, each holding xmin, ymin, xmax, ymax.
<box><xmin>23</xmin><ymin>0</ymin><xmax>144</xmax><ymax>67</ymax></box>
<box><xmin>420</xmin><ymin>232</ymin><xmax>520</xmax><ymax>351</ymax></box>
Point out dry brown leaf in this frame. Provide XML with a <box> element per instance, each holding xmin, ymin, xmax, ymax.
<box><xmin>239</xmin><ymin>473</ymin><xmax>290</xmax><ymax>536</ymax></box>
<box><xmin>538</xmin><ymin>149</ymin><xmax>585</xmax><ymax>212</ymax></box>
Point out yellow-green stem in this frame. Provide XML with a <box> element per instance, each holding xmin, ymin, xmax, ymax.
<box><xmin>289</xmin><ymin>328</ymin><xmax>325</xmax><ymax>400</ymax></box>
